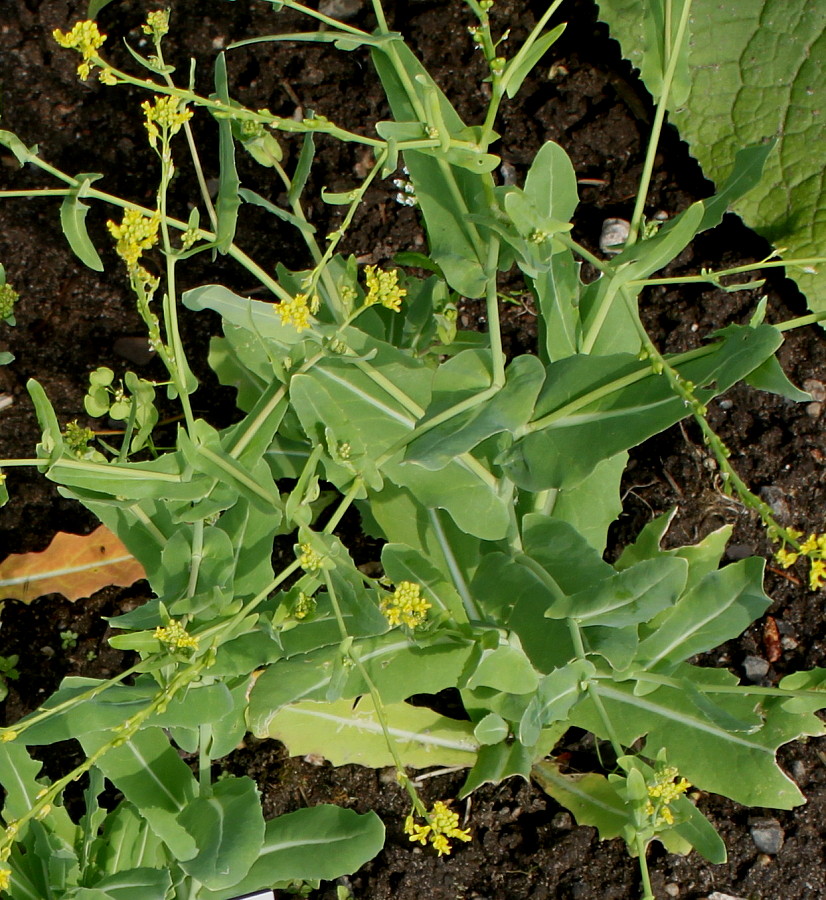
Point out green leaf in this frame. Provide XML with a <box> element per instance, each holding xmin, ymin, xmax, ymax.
<box><xmin>405</xmin><ymin>352</ymin><xmax>545</xmax><ymax>468</ymax></box>
<box><xmin>571</xmin><ymin>667</ymin><xmax>824</xmax><ymax>808</ymax></box>
<box><xmin>257</xmin><ymin>695</ymin><xmax>478</xmax><ymax>768</ymax></box>
<box><xmin>532</xmin><ymin>760</ymin><xmax>629</xmax><ymax>840</ymax></box>
<box><xmin>91</xmin><ymin>868</ymin><xmax>172</xmax><ymax>900</ymax></box>
<box><xmin>519</xmin><ymin>659</ymin><xmax>595</xmax><ymax>746</ymax></box>
<box><xmin>596</xmin><ymin>0</ymin><xmax>826</xmax><ymax>311</ymax></box>
<box><xmin>371</xmin><ymin>42</ymin><xmax>492</xmax><ymax>296</ymax></box>
<box><xmin>79</xmin><ymin>728</ymin><xmax>199</xmax><ymax>860</ymax></box>
<box><xmin>97</xmin><ymin>802</ymin><xmax>165</xmax><ymax>874</ymax></box>
<box><xmin>504</xmin><ymin>24</ymin><xmax>567</xmax><ymax>99</ymax></box>
<box><xmin>60</xmin><ymin>174</ymin><xmax>104</xmax><ymax>272</ymax></box>
<box><xmin>88</xmin><ymin>0</ymin><xmax>119</xmax><ymax>15</ymax></box>
<box><xmin>634</xmin><ymin>557</ymin><xmax>770</xmax><ymax>671</ymax></box>
<box><xmin>474</xmin><ymin>712</ymin><xmax>510</xmax><ymax>745</ymax></box>
<box><xmin>531</xmin><ymin>250</ymin><xmax>581</xmax><ymax>362</ymax></box>
<box><xmin>744</xmin><ymin>354</ymin><xmax>812</xmax><ymax>401</ymax></box>
<box><xmin>239</xmin><ymin>187</ymin><xmax>315</xmax><ymax>235</ymax></box>
<box><xmin>213</xmin><ymin>53</ymin><xmax>241</xmax><ymax>253</ymax></box>
<box><xmin>288</xmin><ymin>130</ymin><xmax>315</xmax><ymax>206</ymax></box>
<box><xmin>545</xmin><ymin>451</ymin><xmax>626</xmax><ymax>553</ymax></box>
<box><xmin>499</xmin><ymin>324</ymin><xmax>783</xmax><ymax>491</ymax></box>
<box><xmin>178</xmin><ymin>777</ymin><xmax>264</xmax><ymax>890</ymax></box>
<box><xmin>199</xmin><ymin>806</ymin><xmax>384</xmax><ymax>895</ymax></box>
<box><xmin>699</xmin><ymin>142</ymin><xmax>775</xmax><ymax>232</ymax></box>
<box><xmin>524</xmin><ymin>140</ymin><xmax>579</xmax><ymax>227</ymax></box>
<box><xmin>549</xmin><ymin>557</ymin><xmax>688</xmax><ymax>628</ymax></box>
<box><xmin>290</xmin><ymin>344</ymin><xmax>510</xmax><ymax>539</ymax></box>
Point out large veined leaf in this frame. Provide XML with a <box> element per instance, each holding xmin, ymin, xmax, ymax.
<box><xmin>596</xmin><ymin>0</ymin><xmax>826</xmax><ymax>312</ymax></box>
<box><xmin>570</xmin><ymin>666</ymin><xmax>826</xmax><ymax>809</ymax></box>
<box><xmin>255</xmin><ymin>695</ymin><xmax>478</xmax><ymax>768</ymax></box>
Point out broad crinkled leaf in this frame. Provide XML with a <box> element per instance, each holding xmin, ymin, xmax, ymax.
<box><xmin>596</xmin><ymin>0</ymin><xmax>826</xmax><ymax>312</ymax></box>
<box><xmin>0</xmin><ymin>525</ymin><xmax>145</xmax><ymax>603</ymax></box>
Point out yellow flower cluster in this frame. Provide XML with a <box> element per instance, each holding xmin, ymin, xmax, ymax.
<box><xmin>380</xmin><ymin>581</ymin><xmax>431</xmax><ymax>629</ymax></box>
<box><xmin>364</xmin><ymin>266</ymin><xmax>407</xmax><ymax>312</ymax></box>
<box><xmin>142</xmin><ymin>10</ymin><xmax>170</xmax><ymax>40</ymax></box>
<box><xmin>53</xmin><ymin>20</ymin><xmax>106</xmax><ymax>80</ymax></box>
<box><xmin>775</xmin><ymin>530</ymin><xmax>826</xmax><ymax>591</ymax></box>
<box><xmin>0</xmin><ymin>283</ymin><xmax>18</xmax><ymax>320</ymax></box>
<box><xmin>644</xmin><ymin>766</ymin><xmax>690</xmax><ymax>827</ymax></box>
<box><xmin>142</xmin><ymin>95</ymin><xmax>193</xmax><ymax>149</ymax></box>
<box><xmin>405</xmin><ymin>801</ymin><xmax>471</xmax><ymax>856</ymax></box>
<box><xmin>154</xmin><ymin>620</ymin><xmax>198</xmax><ymax>651</ymax></box>
<box><xmin>0</xmin><ymin>866</ymin><xmax>9</xmax><ymax>891</ymax></box>
<box><xmin>276</xmin><ymin>293</ymin><xmax>319</xmax><ymax>332</ymax></box>
<box><xmin>298</xmin><ymin>543</ymin><xmax>324</xmax><ymax>571</ymax></box>
<box><xmin>107</xmin><ymin>209</ymin><xmax>161</xmax><ymax>269</ymax></box>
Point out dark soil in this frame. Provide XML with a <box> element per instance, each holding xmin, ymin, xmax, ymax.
<box><xmin>1</xmin><ymin>1</ymin><xmax>825</xmax><ymax>898</ymax></box>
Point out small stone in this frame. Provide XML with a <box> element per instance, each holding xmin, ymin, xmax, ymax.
<box><xmin>743</xmin><ymin>654</ymin><xmax>770</xmax><ymax>682</ymax></box>
<box><xmin>758</xmin><ymin>485</ymin><xmax>791</xmax><ymax>523</ymax></box>
<box><xmin>551</xmin><ymin>811</ymin><xmax>573</xmax><ymax>830</ymax></box>
<box><xmin>749</xmin><ymin>816</ymin><xmax>784</xmax><ymax>854</ymax></box>
<box><xmin>319</xmin><ymin>0</ymin><xmax>362</xmax><ymax>18</ymax></box>
<box><xmin>664</xmin><ymin>884</ymin><xmax>680</xmax><ymax>897</ymax></box>
<box><xmin>599</xmin><ymin>217</ymin><xmax>630</xmax><ymax>254</ymax></box>
<box><xmin>499</xmin><ymin>161</ymin><xmax>518</xmax><ymax>185</ymax></box>
<box><xmin>718</xmin><ymin>398</ymin><xmax>733</xmax><ymax>410</ymax></box>
<box><xmin>706</xmin><ymin>894</ymin><xmax>747</xmax><ymax>900</ymax></box>
<box><xmin>805</xmin><ymin>401</ymin><xmax>822</xmax><ymax>419</ymax></box>
<box><xmin>803</xmin><ymin>378</ymin><xmax>826</xmax><ymax>402</ymax></box>
<box><xmin>725</xmin><ymin>543</ymin><xmax>755</xmax><ymax>560</ymax></box>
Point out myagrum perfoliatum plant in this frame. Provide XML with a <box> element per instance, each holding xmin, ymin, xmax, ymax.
<box><xmin>0</xmin><ymin>2</ymin><xmax>825</xmax><ymax>899</ymax></box>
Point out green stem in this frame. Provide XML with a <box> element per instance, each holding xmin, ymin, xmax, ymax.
<box><xmin>323</xmin><ymin>478</ymin><xmax>364</xmax><ymax>534</ymax></box>
<box><xmin>627</xmin><ymin>0</ymin><xmax>693</xmax><ymax>246</ymax></box>
<box><xmin>485</xmin><ymin>238</ymin><xmax>506</xmax><ymax>387</ymax></box>
<box><xmin>636</xmin><ymin>834</ymin><xmax>655</xmax><ymax>900</ymax></box>
<box><xmin>323</xmin><ymin>570</ymin><xmax>428</xmax><ymax>817</ymax></box>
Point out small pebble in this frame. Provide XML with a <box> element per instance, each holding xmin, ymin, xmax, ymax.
<box><xmin>319</xmin><ymin>0</ymin><xmax>362</xmax><ymax>18</ymax></box>
<box><xmin>718</xmin><ymin>398</ymin><xmax>733</xmax><ymax>410</ymax></box>
<box><xmin>599</xmin><ymin>217</ymin><xmax>630</xmax><ymax>254</ymax></box>
<box><xmin>499</xmin><ymin>161</ymin><xmax>518</xmax><ymax>185</ymax></box>
<box><xmin>749</xmin><ymin>816</ymin><xmax>784</xmax><ymax>854</ymax></box>
<box><xmin>803</xmin><ymin>378</ymin><xmax>826</xmax><ymax>402</ymax></box>
<box><xmin>805</xmin><ymin>401</ymin><xmax>822</xmax><ymax>418</ymax></box>
<box><xmin>706</xmin><ymin>894</ymin><xmax>747</xmax><ymax>900</ymax></box>
<box><xmin>758</xmin><ymin>485</ymin><xmax>791</xmax><ymax>523</ymax></box>
<box><xmin>551</xmin><ymin>811</ymin><xmax>573</xmax><ymax>830</ymax></box>
<box><xmin>664</xmin><ymin>884</ymin><xmax>680</xmax><ymax>897</ymax></box>
<box><xmin>725</xmin><ymin>543</ymin><xmax>755</xmax><ymax>560</ymax></box>
<box><xmin>743</xmin><ymin>654</ymin><xmax>770</xmax><ymax>682</ymax></box>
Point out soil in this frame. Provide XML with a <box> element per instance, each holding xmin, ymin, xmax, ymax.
<box><xmin>1</xmin><ymin>1</ymin><xmax>825</xmax><ymax>898</ymax></box>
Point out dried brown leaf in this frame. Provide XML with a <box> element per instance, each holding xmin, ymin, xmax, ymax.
<box><xmin>0</xmin><ymin>525</ymin><xmax>145</xmax><ymax>603</ymax></box>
